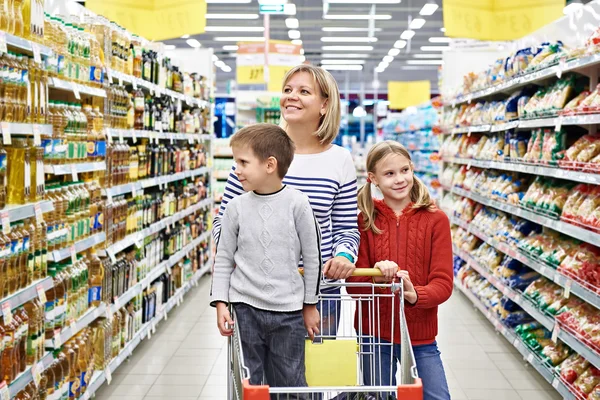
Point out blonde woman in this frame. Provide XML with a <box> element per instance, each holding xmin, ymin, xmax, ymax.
<box><xmin>212</xmin><ymin>65</ymin><xmax>359</xmax><ymax>337</ymax></box>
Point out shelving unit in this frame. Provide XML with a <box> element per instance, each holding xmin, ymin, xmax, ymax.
<box><xmin>0</xmin><ymin>277</ymin><xmax>54</xmax><ymax>317</ymax></box>
<box><xmin>103</xmin><ymin>167</ymin><xmax>210</xmax><ymax>198</ymax></box>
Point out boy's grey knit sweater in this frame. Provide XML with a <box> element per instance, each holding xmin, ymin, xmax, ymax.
<box><xmin>210</xmin><ymin>185</ymin><xmax>322</xmax><ymax>312</ymax></box>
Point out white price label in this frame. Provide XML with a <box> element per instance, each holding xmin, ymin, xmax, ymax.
<box><xmin>526</xmin><ymin>353</ymin><xmax>534</xmax><ymax>363</ymax></box>
<box><xmin>513</xmin><ymin>337</ymin><xmax>520</xmax><ymax>347</ymax></box>
<box><xmin>167</xmin><ymin>266</ymin><xmax>172</xmax><ymax>275</ymax></box>
<box><xmin>552</xmin><ymin>322</ymin><xmax>560</xmax><ymax>343</ymax></box>
<box><xmin>539</xmin><ymin>266</ymin><xmax>547</xmax><ymax>276</ymax></box>
<box><xmin>563</xmin><ymin>279</ymin><xmax>572</xmax><ymax>299</ymax></box>
<box><xmin>32</xmin><ymin>124</ymin><xmax>42</xmax><ymax>145</ymax></box>
<box><xmin>1</xmin><ymin>122</ymin><xmax>11</xmax><ymax>145</ymax></box>
<box><xmin>132</xmin><ymin>130</ymin><xmax>137</xmax><ymax>144</ymax></box>
<box><xmin>131</xmin><ymin>185</ymin><xmax>137</xmax><ymax>198</ymax></box>
<box><xmin>135</xmin><ymin>239</ymin><xmax>143</xmax><ymax>249</ymax></box>
<box><xmin>169</xmin><ymin>133</ymin><xmax>174</xmax><ymax>145</ymax></box>
<box><xmin>118</xmin><ymin>130</ymin><xmax>124</xmax><ymax>144</ymax></box>
<box><xmin>107</xmin><ymin>130</ymin><xmax>113</xmax><ymax>144</ymax></box>
<box><xmin>32</xmin><ymin>43</ymin><xmax>42</xmax><ymax>64</ymax></box>
<box><xmin>53</xmin><ymin>329</ymin><xmax>62</xmax><ymax>347</ymax></box>
<box><xmin>552</xmin><ymin>377</ymin><xmax>560</xmax><ymax>389</ymax></box>
<box><xmin>555</xmin><ymin>117</ymin><xmax>563</xmax><ymax>132</ymax></box>
<box><xmin>1</xmin><ymin>211</ymin><xmax>9</xmax><ymax>235</ymax></box>
<box><xmin>105</xmin><ymin>306</ymin><xmax>112</xmax><ymax>320</ymax></box>
<box><xmin>31</xmin><ymin>362</ymin><xmax>42</xmax><ymax>387</ymax></box>
<box><xmin>34</xmin><ymin>203</ymin><xmax>44</xmax><ymax>222</ymax></box>
<box><xmin>71</xmin><ymin>165</ymin><xmax>78</xmax><ymax>181</ymax></box>
<box><xmin>105</xmin><ymin>367</ymin><xmax>112</xmax><ymax>385</ymax></box>
<box><xmin>72</xmin><ymin>84</ymin><xmax>81</xmax><ymax>100</ymax></box>
<box><xmin>188</xmin><ymin>135</ymin><xmax>194</xmax><ymax>145</ymax></box>
<box><xmin>0</xmin><ymin>381</ymin><xmax>9</xmax><ymax>400</ymax></box>
<box><xmin>108</xmin><ymin>251</ymin><xmax>117</xmax><ymax>263</ymax></box>
<box><xmin>0</xmin><ymin>32</ymin><xmax>7</xmax><ymax>54</ymax></box>
<box><xmin>132</xmin><ymin>79</ymin><xmax>138</xmax><ymax>90</ymax></box>
<box><xmin>70</xmin><ymin>245</ymin><xmax>77</xmax><ymax>264</ymax></box>
<box><xmin>70</xmin><ymin>318</ymin><xmax>77</xmax><ymax>332</ymax></box>
<box><xmin>118</xmin><ymin>77</ymin><xmax>123</xmax><ymax>86</ymax></box>
<box><xmin>1</xmin><ymin>302</ymin><xmax>12</xmax><ymax>325</ymax></box>
<box><xmin>37</xmin><ymin>284</ymin><xmax>47</xmax><ymax>303</ymax></box>
<box><xmin>164</xmin><ymin>310</ymin><xmax>168</xmax><ymax>321</ymax></box>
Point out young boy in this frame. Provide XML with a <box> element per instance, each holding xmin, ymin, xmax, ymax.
<box><xmin>210</xmin><ymin>123</ymin><xmax>322</xmax><ymax>388</ymax></box>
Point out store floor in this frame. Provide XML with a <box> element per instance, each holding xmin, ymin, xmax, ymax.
<box><xmin>94</xmin><ymin>276</ymin><xmax>563</xmax><ymax>400</ymax></box>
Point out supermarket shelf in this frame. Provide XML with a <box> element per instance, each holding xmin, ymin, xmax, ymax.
<box><xmin>103</xmin><ymin>167</ymin><xmax>210</xmax><ymax>198</ymax></box>
<box><xmin>454</xmin><ymin>246</ymin><xmax>600</xmax><ymax>370</ymax></box>
<box><xmin>46</xmin><ymin>304</ymin><xmax>107</xmax><ymax>349</ymax></box>
<box><xmin>450</xmin><ymin>125</ymin><xmax>491</xmax><ymax>134</ymax></box>
<box><xmin>0</xmin><ymin>123</ymin><xmax>53</xmax><ymax>136</ymax></box>
<box><xmin>2</xmin><ymin>200</ymin><xmax>54</xmax><ymax>223</ymax></box>
<box><xmin>454</xmin><ymin>280</ymin><xmax>577</xmax><ymax>400</ymax></box>
<box><xmin>49</xmin><ymin>232</ymin><xmax>106</xmax><ymax>263</ymax></box>
<box><xmin>4</xmin><ymin>33</ymin><xmax>53</xmax><ymax>57</ymax></box>
<box><xmin>450</xmin><ymin>186</ymin><xmax>600</xmax><ymax>247</ymax></box>
<box><xmin>106</xmin><ymin>128</ymin><xmax>212</xmax><ymax>143</ymax></box>
<box><xmin>45</xmin><ymin>162</ymin><xmax>106</xmax><ymax>175</ymax></box>
<box><xmin>105</xmin><ymin>198</ymin><xmax>213</xmax><ymax>257</ymax></box>
<box><xmin>451</xmin><ymin>216</ymin><xmax>600</xmax><ymax>311</ymax></box>
<box><xmin>446</xmin><ymin>52</ymin><xmax>600</xmax><ymax>106</ymax></box>
<box><xmin>78</xmin><ymin>263</ymin><xmax>211</xmax><ymax>400</ymax></box>
<box><xmin>106</xmin><ymin>69</ymin><xmax>209</xmax><ymax>108</ymax></box>
<box><xmin>414</xmin><ymin>169</ymin><xmax>440</xmax><ymax>175</ymax></box>
<box><xmin>49</xmin><ymin>77</ymin><xmax>107</xmax><ymax>98</ymax></box>
<box><xmin>7</xmin><ymin>352</ymin><xmax>54</xmax><ymax>398</ymax></box>
<box><xmin>490</xmin><ymin>121</ymin><xmax>521</xmax><ymax>132</ymax></box>
<box><xmin>443</xmin><ymin>157</ymin><xmax>600</xmax><ymax>185</ymax></box>
<box><xmin>110</xmin><ymin>231</ymin><xmax>210</xmax><ymax>314</ymax></box>
<box><xmin>0</xmin><ymin>277</ymin><xmax>53</xmax><ymax>317</ymax></box>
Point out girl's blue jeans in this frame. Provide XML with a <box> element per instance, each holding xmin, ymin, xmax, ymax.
<box><xmin>360</xmin><ymin>337</ymin><xmax>451</xmax><ymax>400</ymax></box>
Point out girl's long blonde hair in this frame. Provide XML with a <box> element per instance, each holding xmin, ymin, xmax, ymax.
<box><xmin>358</xmin><ymin>141</ymin><xmax>436</xmax><ymax>234</ymax></box>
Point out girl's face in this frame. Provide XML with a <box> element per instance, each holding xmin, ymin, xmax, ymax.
<box><xmin>369</xmin><ymin>153</ymin><xmax>414</xmax><ymax>205</ymax></box>
<box><xmin>280</xmin><ymin>71</ymin><xmax>328</xmax><ymax>125</ymax></box>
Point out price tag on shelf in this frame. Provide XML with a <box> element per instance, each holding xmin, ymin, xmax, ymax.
<box><xmin>131</xmin><ymin>184</ymin><xmax>137</xmax><ymax>198</ymax></box>
<box><xmin>118</xmin><ymin>77</ymin><xmax>123</xmax><ymax>87</ymax></box>
<box><xmin>563</xmin><ymin>279</ymin><xmax>572</xmax><ymax>299</ymax></box>
<box><xmin>132</xmin><ymin>130</ymin><xmax>137</xmax><ymax>144</ymax></box>
<box><xmin>32</xmin><ymin>123</ymin><xmax>42</xmax><ymax>146</ymax></box>
<box><xmin>555</xmin><ymin>116</ymin><xmax>563</xmax><ymax>132</ymax></box>
<box><xmin>486</xmin><ymin>310</ymin><xmax>492</xmax><ymax>320</ymax></box>
<box><xmin>34</xmin><ymin>203</ymin><xmax>44</xmax><ymax>222</ymax></box>
<box><xmin>169</xmin><ymin>133</ymin><xmax>174</xmax><ymax>145</ymax></box>
<box><xmin>71</xmin><ymin>165</ymin><xmax>78</xmax><ymax>181</ymax></box>
<box><xmin>31</xmin><ymin>43</ymin><xmax>42</xmax><ymax>64</ymax></box>
<box><xmin>134</xmin><ymin>239</ymin><xmax>143</xmax><ymax>249</ymax></box>
<box><xmin>37</xmin><ymin>284</ymin><xmax>47</xmax><ymax>303</ymax></box>
<box><xmin>32</xmin><ymin>361</ymin><xmax>42</xmax><ymax>387</ymax></box>
<box><xmin>0</xmin><ymin>32</ymin><xmax>7</xmax><ymax>54</ymax></box>
<box><xmin>513</xmin><ymin>337</ymin><xmax>520</xmax><ymax>347</ymax></box>
<box><xmin>1</xmin><ymin>211</ymin><xmax>10</xmax><ymax>235</ymax></box>
<box><xmin>2</xmin><ymin>302</ymin><xmax>12</xmax><ymax>325</ymax></box>
<box><xmin>107</xmin><ymin>129</ymin><xmax>113</xmax><ymax>144</ymax></box>
<box><xmin>72</xmin><ymin>83</ymin><xmax>81</xmax><ymax>100</ymax></box>
<box><xmin>105</xmin><ymin>306</ymin><xmax>112</xmax><ymax>320</ymax></box>
<box><xmin>164</xmin><ymin>309</ymin><xmax>168</xmax><ymax>321</ymax></box>
<box><xmin>552</xmin><ymin>377</ymin><xmax>560</xmax><ymax>389</ymax></box>
<box><xmin>188</xmin><ymin>135</ymin><xmax>194</xmax><ymax>145</ymax></box>
<box><xmin>105</xmin><ymin>367</ymin><xmax>112</xmax><ymax>385</ymax></box>
<box><xmin>526</xmin><ymin>353</ymin><xmax>534</xmax><ymax>364</ymax></box>
<box><xmin>132</xmin><ymin>79</ymin><xmax>138</xmax><ymax>90</ymax></box>
<box><xmin>166</xmin><ymin>265</ymin><xmax>172</xmax><ymax>276</ymax></box>
<box><xmin>53</xmin><ymin>329</ymin><xmax>62</xmax><ymax>347</ymax></box>
<box><xmin>551</xmin><ymin>321</ymin><xmax>560</xmax><ymax>343</ymax></box>
<box><xmin>0</xmin><ymin>381</ymin><xmax>9</xmax><ymax>400</ymax></box>
<box><xmin>539</xmin><ymin>266</ymin><xmax>547</xmax><ymax>276</ymax></box>
<box><xmin>118</xmin><ymin>129</ymin><xmax>124</xmax><ymax>144</ymax></box>
<box><xmin>70</xmin><ymin>318</ymin><xmax>77</xmax><ymax>332</ymax></box>
<box><xmin>152</xmin><ymin>319</ymin><xmax>157</xmax><ymax>334</ymax></box>
<box><xmin>70</xmin><ymin>245</ymin><xmax>77</xmax><ymax>264</ymax></box>
<box><xmin>1</xmin><ymin>122</ymin><xmax>11</xmax><ymax>145</ymax></box>
<box><xmin>108</xmin><ymin>250</ymin><xmax>117</xmax><ymax>263</ymax></box>
<box><xmin>513</xmin><ymin>294</ymin><xmax>521</xmax><ymax>304</ymax></box>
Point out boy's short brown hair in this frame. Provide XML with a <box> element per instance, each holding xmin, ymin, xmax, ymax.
<box><xmin>230</xmin><ymin>123</ymin><xmax>295</xmax><ymax>179</ymax></box>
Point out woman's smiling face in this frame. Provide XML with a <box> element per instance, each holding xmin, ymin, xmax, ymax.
<box><xmin>280</xmin><ymin>71</ymin><xmax>328</xmax><ymax>125</ymax></box>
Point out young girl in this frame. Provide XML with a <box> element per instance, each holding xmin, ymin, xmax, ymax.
<box><xmin>346</xmin><ymin>141</ymin><xmax>453</xmax><ymax>400</ymax></box>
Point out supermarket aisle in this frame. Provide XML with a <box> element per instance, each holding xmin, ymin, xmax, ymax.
<box><xmin>92</xmin><ymin>277</ymin><xmax>562</xmax><ymax>400</ymax></box>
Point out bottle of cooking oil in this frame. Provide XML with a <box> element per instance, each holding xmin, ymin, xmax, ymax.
<box><xmin>0</xmin><ymin>144</ymin><xmax>7</xmax><ymax>209</ymax></box>
<box><xmin>16</xmin><ymin>307</ymin><xmax>29</xmax><ymax>373</ymax></box>
<box><xmin>24</xmin><ymin>218</ymin><xmax>36</xmax><ymax>284</ymax></box>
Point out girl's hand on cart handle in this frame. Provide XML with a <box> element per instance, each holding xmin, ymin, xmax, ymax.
<box><xmin>395</xmin><ymin>270</ymin><xmax>418</xmax><ymax>305</ymax></box>
<box><xmin>216</xmin><ymin>302</ymin><xmax>235</xmax><ymax>336</ymax></box>
<box><xmin>374</xmin><ymin>260</ymin><xmax>399</xmax><ymax>282</ymax></box>
<box><xmin>323</xmin><ymin>256</ymin><xmax>356</xmax><ymax>280</ymax></box>
<box><xmin>303</xmin><ymin>304</ymin><xmax>320</xmax><ymax>341</ymax></box>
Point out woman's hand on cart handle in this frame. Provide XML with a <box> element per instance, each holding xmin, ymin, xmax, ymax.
<box><xmin>374</xmin><ymin>260</ymin><xmax>399</xmax><ymax>282</ymax></box>
<box><xmin>323</xmin><ymin>256</ymin><xmax>356</xmax><ymax>280</ymax></box>
<box><xmin>395</xmin><ymin>270</ymin><xmax>418</xmax><ymax>305</ymax></box>
<box><xmin>302</xmin><ymin>304</ymin><xmax>320</xmax><ymax>340</ymax></box>
<box><xmin>216</xmin><ymin>302</ymin><xmax>235</xmax><ymax>336</ymax></box>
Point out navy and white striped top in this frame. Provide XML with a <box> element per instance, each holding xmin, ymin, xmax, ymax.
<box><xmin>213</xmin><ymin>145</ymin><xmax>360</xmax><ymax>266</ymax></box>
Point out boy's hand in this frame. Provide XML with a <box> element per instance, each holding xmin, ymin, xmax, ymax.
<box><xmin>303</xmin><ymin>304</ymin><xmax>320</xmax><ymax>341</ymax></box>
<box><xmin>216</xmin><ymin>302</ymin><xmax>234</xmax><ymax>336</ymax></box>
<box><xmin>323</xmin><ymin>256</ymin><xmax>355</xmax><ymax>280</ymax></box>
<box><xmin>374</xmin><ymin>260</ymin><xmax>398</xmax><ymax>282</ymax></box>
<box><xmin>396</xmin><ymin>270</ymin><xmax>418</xmax><ymax>305</ymax></box>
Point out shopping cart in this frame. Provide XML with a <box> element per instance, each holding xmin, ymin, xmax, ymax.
<box><xmin>226</xmin><ymin>269</ymin><xmax>423</xmax><ymax>399</ymax></box>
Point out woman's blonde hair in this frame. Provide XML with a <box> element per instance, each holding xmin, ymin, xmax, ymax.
<box><xmin>358</xmin><ymin>141</ymin><xmax>436</xmax><ymax>234</ymax></box>
<box><xmin>280</xmin><ymin>64</ymin><xmax>341</xmax><ymax>145</ymax></box>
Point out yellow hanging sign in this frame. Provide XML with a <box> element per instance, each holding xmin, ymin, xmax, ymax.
<box><xmin>443</xmin><ymin>0</ymin><xmax>564</xmax><ymax>41</ymax></box>
<box><xmin>388</xmin><ymin>81</ymin><xmax>431</xmax><ymax>110</ymax></box>
<box><xmin>237</xmin><ymin>40</ymin><xmax>303</xmax><ymax>90</ymax></box>
<box><xmin>85</xmin><ymin>0</ymin><xmax>207</xmax><ymax>41</ymax></box>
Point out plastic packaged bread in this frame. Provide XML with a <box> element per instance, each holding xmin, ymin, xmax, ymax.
<box><xmin>560</xmin><ymin>354</ymin><xmax>591</xmax><ymax>383</ymax></box>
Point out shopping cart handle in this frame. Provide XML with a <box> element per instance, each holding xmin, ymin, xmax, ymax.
<box><xmin>298</xmin><ymin>268</ymin><xmax>384</xmax><ymax>277</ymax></box>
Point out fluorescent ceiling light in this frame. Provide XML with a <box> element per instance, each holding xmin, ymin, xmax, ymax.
<box><xmin>322</xmin><ymin>45</ymin><xmax>374</xmax><ymax>50</ymax></box>
<box><xmin>388</xmin><ymin>48</ymin><xmax>400</xmax><ymax>56</ymax></box>
<box><xmin>413</xmin><ymin>53</ymin><xmax>444</xmax><ymax>58</ymax></box>
<box><xmin>327</xmin><ymin>0</ymin><xmax>399</xmax><ymax>3</ymax></box>
<box><xmin>421</xmin><ymin>45</ymin><xmax>449</xmax><ymax>51</ymax></box>
<box><xmin>215</xmin><ymin>60</ymin><xmax>225</xmax><ymax>67</ymax></box>
<box><xmin>212</xmin><ymin>55</ymin><xmax>219</xmax><ymax>62</ymax></box>
<box><xmin>394</xmin><ymin>40</ymin><xmax>407</xmax><ymax>49</ymax></box>
<box><xmin>564</xmin><ymin>1</ymin><xmax>583</xmax><ymax>14</ymax></box>
<box><xmin>383</xmin><ymin>55</ymin><xmax>394</xmax><ymax>63</ymax></box>
<box><xmin>288</xmin><ymin>30</ymin><xmax>301</xmax><ymax>39</ymax></box>
<box><xmin>214</xmin><ymin>37</ymin><xmax>265</xmax><ymax>42</ymax></box>
<box><xmin>401</xmin><ymin>65</ymin><xmax>439</xmax><ymax>70</ymax></box>
<box><xmin>420</xmin><ymin>3</ymin><xmax>439</xmax><ymax>15</ymax></box>
<box><xmin>400</xmin><ymin>30</ymin><xmax>415</xmax><ymax>40</ymax></box>
<box><xmin>286</xmin><ymin>18</ymin><xmax>299</xmax><ymax>29</ymax></box>
<box><xmin>322</xmin><ymin>27</ymin><xmax>382</xmax><ymax>32</ymax></box>
<box><xmin>321</xmin><ymin>37</ymin><xmax>377</xmax><ymax>42</ymax></box>
<box><xmin>181</xmin><ymin>34</ymin><xmax>190</xmax><ymax>39</ymax></box>
<box><xmin>223</xmin><ymin>45</ymin><xmax>239</xmax><ymax>51</ymax></box>
<box><xmin>205</xmin><ymin>26</ymin><xmax>264</xmax><ymax>32</ymax></box>
<box><xmin>440</xmin><ymin>27</ymin><xmax>446</xmax><ymax>32</ymax></box>
<box><xmin>321</xmin><ymin>53</ymin><xmax>369</xmax><ymax>58</ymax></box>
<box><xmin>222</xmin><ymin>65</ymin><xmax>232</xmax><ymax>72</ymax></box>
<box><xmin>323</xmin><ymin>14</ymin><xmax>392</xmax><ymax>20</ymax></box>
<box><xmin>206</xmin><ymin>14</ymin><xmax>259</xmax><ymax>19</ymax></box>
<box><xmin>409</xmin><ymin>18</ymin><xmax>426</xmax><ymax>29</ymax></box>
<box><xmin>429</xmin><ymin>37</ymin><xmax>451</xmax><ymax>43</ymax></box>
<box><xmin>379</xmin><ymin>62</ymin><xmax>389</xmax><ymax>68</ymax></box>
<box><xmin>375</xmin><ymin>67</ymin><xmax>384</xmax><ymax>73</ymax></box>
<box><xmin>291</xmin><ymin>39</ymin><xmax>303</xmax><ymax>45</ymax></box>
<box><xmin>186</xmin><ymin>38</ymin><xmax>202</xmax><ymax>48</ymax></box>
<box><xmin>300</xmin><ymin>48</ymin><xmax>304</xmax><ymax>55</ymax></box>
<box><xmin>165</xmin><ymin>45</ymin><xmax>176</xmax><ymax>50</ymax></box>
<box><xmin>320</xmin><ymin>59</ymin><xmax>365</xmax><ymax>64</ymax></box>
<box><xmin>407</xmin><ymin>59</ymin><xmax>443</xmax><ymax>65</ymax></box>
<box><xmin>322</xmin><ymin>65</ymin><xmax>363</xmax><ymax>71</ymax></box>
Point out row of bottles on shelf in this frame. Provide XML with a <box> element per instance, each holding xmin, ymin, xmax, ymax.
<box><xmin>106</xmin><ymin>141</ymin><xmax>208</xmax><ymax>187</ymax></box>
<box><xmin>0</xmin><ymin>0</ymin><xmax>45</xmax><ymax>41</ymax></box>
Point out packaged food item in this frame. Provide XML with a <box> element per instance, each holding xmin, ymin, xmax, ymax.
<box><xmin>574</xmin><ymin>367</ymin><xmax>600</xmax><ymax>397</ymax></box>
<box><xmin>540</xmin><ymin>129</ymin><xmax>566</xmax><ymax>163</ymax></box>
<box><xmin>559</xmin><ymin>353</ymin><xmax>590</xmax><ymax>384</ymax></box>
<box><xmin>563</xmin><ymin>90</ymin><xmax>591</xmax><ymax>113</ymax></box>
<box><xmin>589</xmin><ymin>385</ymin><xmax>600</xmax><ymax>400</ymax></box>
<box><xmin>524</xmin><ymin>129</ymin><xmax>543</xmax><ymax>161</ymax></box>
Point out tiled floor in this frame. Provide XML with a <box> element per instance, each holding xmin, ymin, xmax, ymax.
<box><xmin>94</xmin><ymin>276</ymin><xmax>563</xmax><ymax>400</ymax></box>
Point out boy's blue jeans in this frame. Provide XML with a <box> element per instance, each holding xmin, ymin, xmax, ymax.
<box><xmin>360</xmin><ymin>337</ymin><xmax>451</xmax><ymax>400</ymax></box>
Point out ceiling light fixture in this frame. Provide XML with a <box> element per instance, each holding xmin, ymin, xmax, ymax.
<box><xmin>321</xmin><ymin>45</ymin><xmax>374</xmax><ymax>50</ymax></box>
<box><xmin>323</xmin><ymin>14</ymin><xmax>392</xmax><ymax>20</ymax></box>
<box><xmin>322</xmin><ymin>27</ymin><xmax>382</xmax><ymax>32</ymax></box>
<box><xmin>394</xmin><ymin>40</ymin><xmax>407</xmax><ymax>48</ymax></box>
<box><xmin>206</xmin><ymin>0</ymin><xmax>251</xmax><ymax>3</ymax></box>
<box><xmin>320</xmin><ymin>59</ymin><xmax>365</xmax><ymax>64</ymax></box>
<box><xmin>223</xmin><ymin>45</ymin><xmax>239</xmax><ymax>51</ymax></box>
<box><xmin>291</xmin><ymin>39</ymin><xmax>303</xmax><ymax>45</ymax></box>
<box><xmin>388</xmin><ymin>48</ymin><xmax>400</xmax><ymax>56</ymax></box>
<box><xmin>181</xmin><ymin>34</ymin><xmax>190</xmax><ymax>39</ymax></box>
<box><xmin>383</xmin><ymin>55</ymin><xmax>394</xmax><ymax>63</ymax></box>
<box><xmin>165</xmin><ymin>45</ymin><xmax>176</xmax><ymax>50</ymax></box>
<box><xmin>205</xmin><ymin>26</ymin><xmax>265</xmax><ymax>32</ymax></box>
<box><xmin>320</xmin><ymin>37</ymin><xmax>377</xmax><ymax>42</ymax></box>
<box><xmin>429</xmin><ymin>37</ymin><xmax>451</xmax><ymax>43</ymax></box>
<box><xmin>285</xmin><ymin>18</ymin><xmax>299</xmax><ymax>29</ymax></box>
<box><xmin>213</xmin><ymin>36</ymin><xmax>265</xmax><ymax>42</ymax></box>
<box><xmin>326</xmin><ymin>0</ymin><xmax>400</xmax><ymax>3</ymax></box>
<box><xmin>413</xmin><ymin>53</ymin><xmax>445</xmax><ymax>58</ymax></box>
<box><xmin>186</xmin><ymin>38</ymin><xmax>202</xmax><ymax>48</ymax></box>
<box><xmin>419</xmin><ymin>2</ymin><xmax>439</xmax><ymax>16</ymax></box>
<box><xmin>440</xmin><ymin>27</ymin><xmax>446</xmax><ymax>32</ymax></box>
<box><xmin>379</xmin><ymin>62</ymin><xmax>389</xmax><ymax>68</ymax></box>
<box><xmin>222</xmin><ymin>65</ymin><xmax>232</xmax><ymax>72</ymax></box>
<box><xmin>215</xmin><ymin>60</ymin><xmax>225</xmax><ymax>68</ymax></box>
<box><xmin>288</xmin><ymin>30</ymin><xmax>301</xmax><ymax>39</ymax></box>
<box><xmin>322</xmin><ymin>64</ymin><xmax>363</xmax><ymax>70</ymax></box>
<box><xmin>409</xmin><ymin>18</ymin><xmax>426</xmax><ymax>29</ymax></box>
<box><xmin>212</xmin><ymin>55</ymin><xmax>219</xmax><ymax>62</ymax></box>
<box><xmin>400</xmin><ymin>30</ymin><xmax>415</xmax><ymax>40</ymax></box>
<box><xmin>406</xmin><ymin>59</ymin><xmax>443</xmax><ymax>65</ymax></box>
<box><xmin>420</xmin><ymin>45</ymin><xmax>450</xmax><ymax>51</ymax></box>
<box><xmin>321</xmin><ymin>53</ymin><xmax>369</xmax><ymax>58</ymax></box>
<box><xmin>206</xmin><ymin>14</ymin><xmax>260</xmax><ymax>19</ymax></box>
<box><xmin>401</xmin><ymin>65</ymin><xmax>439</xmax><ymax>70</ymax></box>
<box><xmin>375</xmin><ymin>67</ymin><xmax>385</xmax><ymax>73</ymax></box>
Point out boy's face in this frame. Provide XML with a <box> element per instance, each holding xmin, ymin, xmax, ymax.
<box><xmin>232</xmin><ymin>145</ymin><xmax>273</xmax><ymax>192</ymax></box>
